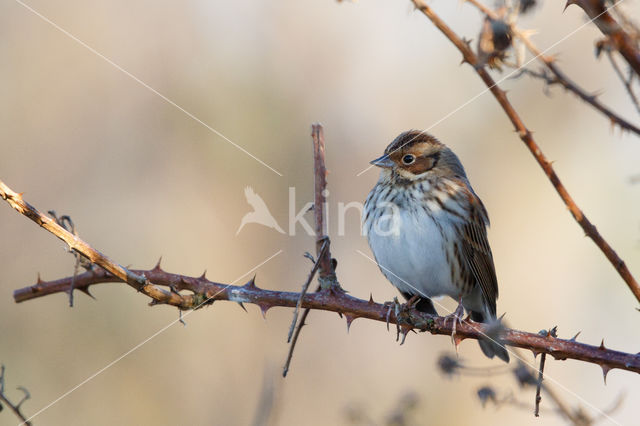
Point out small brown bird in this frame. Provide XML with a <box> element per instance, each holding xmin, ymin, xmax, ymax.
<box><xmin>363</xmin><ymin>130</ymin><xmax>509</xmax><ymax>362</ymax></box>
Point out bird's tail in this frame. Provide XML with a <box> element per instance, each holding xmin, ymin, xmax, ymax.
<box><xmin>470</xmin><ymin>311</ymin><xmax>510</xmax><ymax>363</ymax></box>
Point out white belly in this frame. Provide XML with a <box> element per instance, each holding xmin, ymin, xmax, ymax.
<box><xmin>366</xmin><ymin>207</ymin><xmax>461</xmax><ymax>299</ymax></box>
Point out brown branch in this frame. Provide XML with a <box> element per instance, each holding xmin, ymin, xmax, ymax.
<box><xmin>568</xmin><ymin>0</ymin><xmax>640</xmax><ymax>77</ymax></box>
<box><xmin>466</xmin><ymin>0</ymin><xmax>640</xmax><ymax>135</ymax></box>
<box><xmin>607</xmin><ymin>50</ymin><xmax>640</xmax><ymax>115</ymax></box>
<box><xmin>12</xmin><ymin>266</ymin><xmax>640</xmax><ymax>376</ymax></box>
<box><xmin>0</xmin><ymin>180</ymin><xmax>198</xmax><ymax>310</ymax></box>
<box><xmin>410</xmin><ymin>0</ymin><xmax>640</xmax><ymax>304</ymax></box>
<box><xmin>3</xmin><ymin>175</ymin><xmax>639</xmax><ymax>376</ymax></box>
<box><xmin>283</xmin><ymin>124</ymin><xmax>341</xmax><ymax>376</ymax></box>
<box><xmin>312</xmin><ymin>124</ymin><xmax>338</xmax><ymax>288</ymax></box>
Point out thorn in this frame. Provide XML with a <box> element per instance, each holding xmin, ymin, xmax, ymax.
<box><xmin>78</xmin><ymin>287</ymin><xmax>96</xmax><ymax>300</ymax></box>
<box><xmin>599</xmin><ymin>339</ymin><xmax>606</xmax><ymax>350</ymax></box>
<box><xmin>398</xmin><ymin>324</ymin><xmax>416</xmax><ymax>345</ymax></box>
<box><xmin>369</xmin><ymin>293</ymin><xmax>375</xmax><ymax>304</ymax></box>
<box><xmin>345</xmin><ymin>314</ymin><xmax>358</xmax><ymax>332</ymax></box>
<box><xmin>153</xmin><ymin>257</ymin><xmax>163</xmax><ymax>272</ymax></box>
<box><xmin>179</xmin><ymin>310</ymin><xmax>186</xmax><ymax>326</ymax></box>
<box><xmin>237</xmin><ymin>302</ymin><xmax>248</xmax><ymax>313</ymax></box>
<box><xmin>453</xmin><ymin>335</ymin><xmax>465</xmax><ymax>356</ymax></box>
<box><xmin>601</xmin><ymin>365</ymin><xmax>611</xmax><ymax>384</ymax></box>
<box><xmin>257</xmin><ymin>303</ymin><xmax>271</xmax><ymax>319</ymax></box>
<box><xmin>36</xmin><ymin>273</ymin><xmax>44</xmax><ymax>285</ymax></box>
<box><xmin>531</xmin><ymin>349</ymin><xmax>540</xmax><ymax>358</ymax></box>
<box><xmin>563</xmin><ymin>0</ymin><xmax>577</xmax><ymax>12</ymax></box>
<box><xmin>570</xmin><ymin>331</ymin><xmax>581</xmax><ymax>341</ymax></box>
<box><xmin>244</xmin><ymin>275</ymin><xmax>257</xmax><ymax>289</ymax></box>
<box><xmin>199</xmin><ymin>270</ymin><xmax>207</xmax><ymax>280</ymax></box>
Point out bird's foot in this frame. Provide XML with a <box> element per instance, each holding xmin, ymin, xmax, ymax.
<box><xmin>383</xmin><ymin>296</ymin><xmax>420</xmax><ymax>344</ymax></box>
<box><xmin>383</xmin><ymin>297</ymin><xmax>402</xmax><ymax>331</ymax></box>
<box><xmin>443</xmin><ymin>299</ymin><xmax>466</xmax><ymax>346</ymax></box>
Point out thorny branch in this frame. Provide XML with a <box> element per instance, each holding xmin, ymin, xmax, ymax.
<box><xmin>410</xmin><ymin>0</ymin><xmax>640</xmax><ymax>304</ymax></box>
<box><xmin>0</xmin><ymin>181</ymin><xmax>199</xmax><ymax>310</ymax></box>
<box><xmin>9</xmin><ymin>264</ymin><xmax>640</xmax><ymax>376</ymax></box>
<box><xmin>466</xmin><ymin>0</ymin><xmax>640</xmax><ymax>135</ymax></box>
<box><xmin>568</xmin><ymin>0</ymin><xmax>640</xmax><ymax>77</ymax></box>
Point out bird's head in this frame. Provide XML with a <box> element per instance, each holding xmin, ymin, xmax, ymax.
<box><xmin>370</xmin><ymin>130</ymin><xmax>466</xmax><ymax>182</ymax></box>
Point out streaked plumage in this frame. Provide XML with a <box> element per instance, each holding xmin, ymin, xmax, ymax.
<box><xmin>364</xmin><ymin>130</ymin><xmax>508</xmax><ymax>362</ymax></box>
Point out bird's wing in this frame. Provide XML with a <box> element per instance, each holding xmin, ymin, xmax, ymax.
<box><xmin>459</xmin><ymin>194</ymin><xmax>498</xmax><ymax>318</ymax></box>
<box><xmin>244</xmin><ymin>186</ymin><xmax>269</xmax><ymax>211</ymax></box>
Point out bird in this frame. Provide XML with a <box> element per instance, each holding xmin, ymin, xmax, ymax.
<box><xmin>236</xmin><ymin>186</ymin><xmax>285</xmax><ymax>235</ymax></box>
<box><xmin>363</xmin><ymin>130</ymin><xmax>509</xmax><ymax>362</ymax></box>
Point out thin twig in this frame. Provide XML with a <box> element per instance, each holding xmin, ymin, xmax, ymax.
<box><xmin>282</xmin><ymin>292</ymin><xmax>317</xmax><ymax>378</ymax></box>
<box><xmin>410</xmin><ymin>0</ymin><xmax>640</xmax><ymax>304</ymax></box>
<box><xmin>311</xmin><ymin>124</ymin><xmax>338</xmax><ymax>289</ymax></box>
<box><xmin>284</xmin><ymin>125</ymin><xmax>339</xmax><ymax>376</ymax></box>
<box><xmin>465</xmin><ymin>0</ymin><xmax>640</xmax><ymax>135</ymax></box>
<box><xmin>607</xmin><ymin>50</ymin><xmax>640</xmax><ymax>115</ymax></box>
<box><xmin>287</xmin><ymin>241</ymin><xmax>328</xmax><ymax>343</ymax></box>
<box><xmin>534</xmin><ymin>353</ymin><xmax>547</xmax><ymax>417</ymax></box>
<box><xmin>0</xmin><ymin>365</ymin><xmax>32</xmax><ymax>426</ymax></box>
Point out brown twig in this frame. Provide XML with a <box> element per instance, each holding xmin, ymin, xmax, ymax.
<box><xmin>533</xmin><ymin>327</ymin><xmax>562</xmax><ymax>417</ymax></box>
<box><xmin>11</xmin><ymin>266</ymin><xmax>640</xmax><ymax>376</ymax></box>
<box><xmin>535</xmin><ymin>353</ymin><xmax>548</xmax><ymax>417</ymax></box>
<box><xmin>466</xmin><ymin>0</ymin><xmax>640</xmax><ymax>135</ymax></box>
<box><xmin>410</xmin><ymin>0</ymin><xmax>640</xmax><ymax>304</ymax></box>
<box><xmin>312</xmin><ymin>124</ymin><xmax>338</xmax><ymax>289</ymax></box>
<box><xmin>283</xmin><ymin>124</ymin><xmax>341</xmax><ymax>377</ymax></box>
<box><xmin>606</xmin><ymin>50</ymin><xmax>640</xmax><ymax>115</ymax></box>
<box><xmin>286</xmin><ymin>242</ymin><xmax>327</xmax><ymax>343</ymax></box>
<box><xmin>0</xmin><ymin>365</ymin><xmax>32</xmax><ymax>426</ymax></box>
<box><xmin>568</xmin><ymin>0</ymin><xmax>640</xmax><ymax>77</ymax></box>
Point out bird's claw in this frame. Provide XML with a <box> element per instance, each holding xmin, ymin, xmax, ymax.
<box><xmin>383</xmin><ymin>297</ymin><xmax>401</xmax><ymax>331</ymax></box>
<box><xmin>443</xmin><ymin>299</ymin><xmax>465</xmax><ymax>347</ymax></box>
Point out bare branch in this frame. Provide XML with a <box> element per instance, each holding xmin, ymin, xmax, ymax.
<box><xmin>0</xmin><ymin>180</ymin><xmax>199</xmax><ymax>309</ymax></box>
<box><xmin>568</xmin><ymin>0</ymin><xmax>640</xmax><ymax>77</ymax></box>
<box><xmin>410</xmin><ymin>0</ymin><xmax>640</xmax><ymax>304</ymax></box>
<box><xmin>466</xmin><ymin>0</ymin><xmax>640</xmax><ymax>135</ymax></box>
<box><xmin>606</xmin><ymin>50</ymin><xmax>640</xmax><ymax>115</ymax></box>
<box><xmin>11</xmin><ymin>266</ymin><xmax>640</xmax><ymax>376</ymax></box>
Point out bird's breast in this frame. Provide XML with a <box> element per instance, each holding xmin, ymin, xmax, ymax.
<box><xmin>365</xmin><ymin>190</ymin><xmax>464</xmax><ymax>299</ymax></box>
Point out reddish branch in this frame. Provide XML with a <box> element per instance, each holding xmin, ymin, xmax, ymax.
<box><xmin>410</xmin><ymin>0</ymin><xmax>640</xmax><ymax>304</ymax></box>
<box><xmin>466</xmin><ymin>0</ymin><xmax>640</xmax><ymax>136</ymax></box>
<box><xmin>284</xmin><ymin>124</ymin><xmax>340</xmax><ymax>376</ymax></box>
<box><xmin>568</xmin><ymin>0</ymin><xmax>640</xmax><ymax>77</ymax></box>
<box><xmin>0</xmin><ymin>181</ymin><xmax>198</xmax><ymax>310</ymax></box>
<box><xmin>3</xmin><ymin>177</ymin><xmax>639</xmax><ymax>377</ymax></box>
<box><xmin>12</xmin><ymin>266</ymin><xmax>640</xmax><ymax>376</ymax></box>
<box><xmin>312</xmin><ymin>124</ymin><xmax>338</xmax><ymax>288</ymax></box>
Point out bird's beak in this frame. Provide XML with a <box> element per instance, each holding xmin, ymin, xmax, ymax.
<box><xmin>370</xmin><ymin>153</ymin><xmax>394</xmax><ymax>169</ymax></box>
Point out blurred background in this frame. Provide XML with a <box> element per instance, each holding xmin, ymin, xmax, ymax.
<box><xmin>1</xmin><ymin>0</ymin><xmax>639</xmax><ymax>424</ymax></box>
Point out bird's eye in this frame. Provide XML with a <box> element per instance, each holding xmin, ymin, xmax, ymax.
<box><xmin>402</xmin><ymin>154</ymin><xmax>415</xmax><ymax>165</ymax></box>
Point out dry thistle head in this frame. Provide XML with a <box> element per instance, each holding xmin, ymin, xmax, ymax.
<box><xmin>477</xmin><ymin>17</ymin><xmax>513</xmax><ymax>69</ymax></box>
